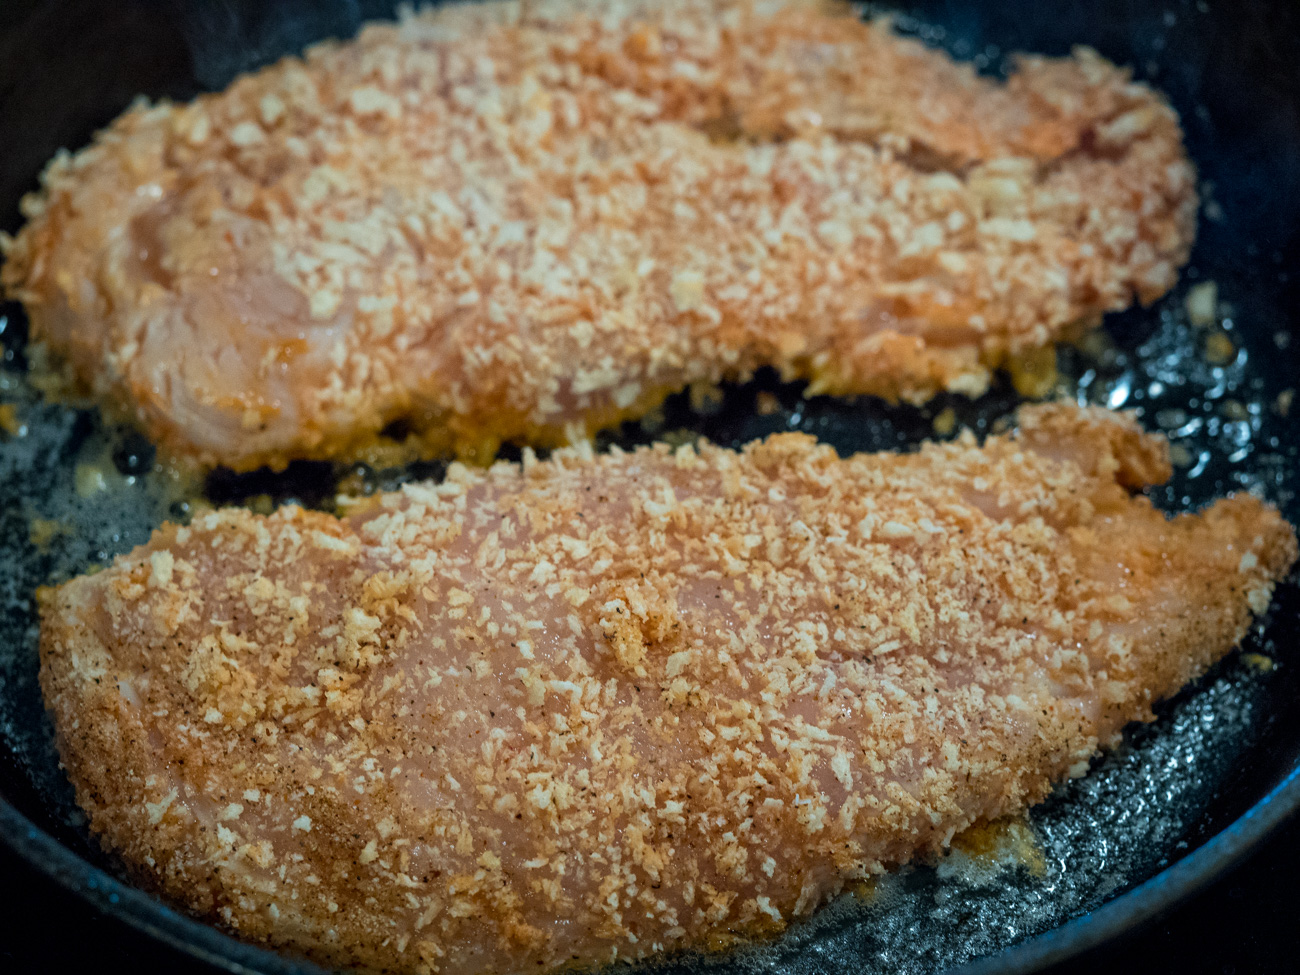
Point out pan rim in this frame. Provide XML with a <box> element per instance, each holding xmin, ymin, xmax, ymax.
<box><xmin>2</xmin><ymin>758</ymin><xmax>1298</xmax><ymax>974</ymax></box>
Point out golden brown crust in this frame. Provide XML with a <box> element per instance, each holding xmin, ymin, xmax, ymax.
<box><xmin>39</xmin><ymin>404</ymin><xmax>1294</xmax><ymax>974</ymax></box>
<box><xmin>3</xmin><ymin>0</ymin><xmax>1196</xmax><ymax>470</ymax></box>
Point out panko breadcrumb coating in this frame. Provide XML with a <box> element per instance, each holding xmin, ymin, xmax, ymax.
<box><xmin>39</xmin><ymin>403</ymin><xmax>1294</xmax><ymax>974</ymax></box>
<box><xmin>3</xmin><ymin>0</ymin><xmax>1196</xmax><ymax>471</ymax></box>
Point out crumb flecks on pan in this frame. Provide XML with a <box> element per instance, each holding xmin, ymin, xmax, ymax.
<box><xmin>38</xmin><ymin>403</ymin><xmax>1294</xmax><ymax>974</ymax></box>
<box><xmin>2</xmin><ymin>0</ymin><xmax>1196</xmax><ymax>471</ymax></box>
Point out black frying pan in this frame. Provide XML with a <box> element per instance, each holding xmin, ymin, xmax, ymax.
<box><xmin>2</xmin><ymin>1</ymin><xmax>1299</xmax><ymax>973</ymax></box>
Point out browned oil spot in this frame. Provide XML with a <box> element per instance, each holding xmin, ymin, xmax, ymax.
<box><xmin>0</xmin><ymin>402</ymin><xmax>21</xmax><ymax>436</ymax></box>
<box><xmin>29</xmin><ymin>517</ymin><xmax>70</xmax><ymax>551</ymax></box>
<box><xmin>1007</xmin><ymin>346</ymin><xmax>1058</xmax><ymax>399</ymax></box>
<box><xmin>1204</xmin><ymin>331</ymin><xmax>1235</xmax><ymax>365</ymax></box>
<box><xmin>755</xmin><ymin>391</ymin><xmax>782</xmax><ymax>417</ymax></box>
<box><xmin>1241</xmin><ymin>652</ymin><xmax>1274</xmax><ymax>673</ymax></box>
<box><xmin>847</xmin><ymin>877</ymin><xmax>878</xmax><ymax>902</ymax></box>
<box><xmin>951</xmin><ymin>816</ymin><xmax>1047</xmax><ymax>878</ymax></box>
<box><xmin>931</xmin><ymin>406</ymin><xmax>956</xmax><ymax>436</ymax></box>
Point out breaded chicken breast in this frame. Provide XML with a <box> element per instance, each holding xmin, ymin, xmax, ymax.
<box><xmin>39</xmin><ymin>404</ymin><xmax>1293</xmax><ymax>974</ymax></box>
<box><xmin>4</xmin><ymin>0</ymin><xmax>1195</xmax><ymax>470</ymax></box>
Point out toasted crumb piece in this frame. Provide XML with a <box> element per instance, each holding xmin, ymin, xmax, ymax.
<box><xmin>1184</xmin><ymin>280</ymin><xmax>1218</xmax><ymax>328</ymax></box>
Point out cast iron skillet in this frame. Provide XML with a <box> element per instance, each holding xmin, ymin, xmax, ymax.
<box><xmin>1</xmin><ymin>1</ymin><xmax>1298</xmax><ymax>972</ymax></box>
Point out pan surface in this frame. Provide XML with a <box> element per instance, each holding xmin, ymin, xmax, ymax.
<box><xmin>1</xmin><ymin>1</ymin><xmax>1298</xmax><ymax>973</ymax></box>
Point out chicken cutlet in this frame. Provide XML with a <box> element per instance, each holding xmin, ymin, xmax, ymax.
<box><xmin>3</xmin><ymin>0</ymin><xmax>1196</xmax><ymax>471</ymax></box>
<box><xmin>39</xmin><ymin>403</ymin><xmax>1294</xmax><ymax>974</ymax></box>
